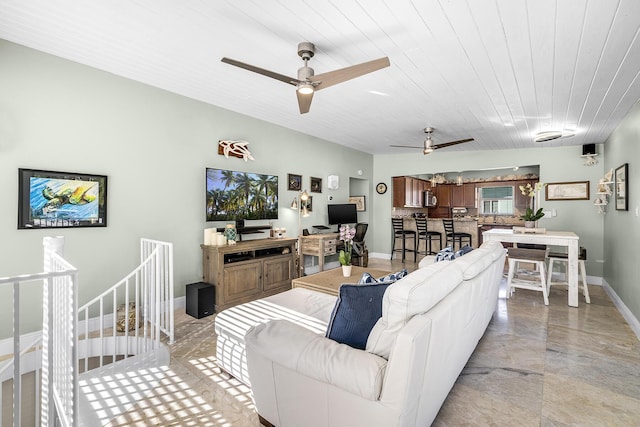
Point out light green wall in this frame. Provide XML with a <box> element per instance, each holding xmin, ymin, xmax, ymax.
<box><xmin>2</xmin><ymin>38</ymin><xmax>636</xmax><ymax>334</ymax></box>
<box><xmin>371</xmin><ymin>146</ymin><xmax>606</xmax><ymax>276</ymax></box>
<box><xmin>603</xmin><ymin>100</ymin><xmax>640</xmax><ymax>321</ymax></box>
<box><xmin>0</xmin><ymin>40</ymin><xmax>373</xmax><ymax>334</ymax></box>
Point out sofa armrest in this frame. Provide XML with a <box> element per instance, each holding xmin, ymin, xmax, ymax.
<box><xmin>245</xmin><ymin>319</ymin><xmax>387</xmax><ymax>400</ymax></box>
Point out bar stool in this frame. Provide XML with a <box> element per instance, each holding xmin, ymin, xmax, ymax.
<box><xmin>506</xmin><ymin>247</ymin><xmax>549</xmax><ymax>305</ymax></box>
<box><xmin>391</xmin><ymin>218</ymin><xmax>416</xmax><ymax>262</ymax></box>
<box><xmin>547</xmin><ymin>246</ymin><xmax>590</xmax><ymax>303</ymax></box>
<box><xmin>415</xmin><ymin>217</ymin><xmax>441</xmax><ymax>256</ymax></box>
<box><xmin>442</xmin><ymin>219</ymin><xmax>472</xmax><ymax>251</ymax></box>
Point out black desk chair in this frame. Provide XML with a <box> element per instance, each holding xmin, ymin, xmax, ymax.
<box><xmin>351</xmin><ymin>222</ymin><xmax>369</xmax><ymax>267</ymax></box>
<box><xmin>415</xmin><ymin>217</ymin><xmax>441</xmax><ymax>256</ymax></box>
<box><xmin>391</xmin><ymin>218</ymin><xmax>416</xmax><ymax>262</ymax></box>
<box><xmin>442</xmin><ymin>219</ymin><xmax>472</xmax><ymax>250</ymax></box>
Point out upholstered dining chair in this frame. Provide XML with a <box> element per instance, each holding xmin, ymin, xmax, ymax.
<box><xmin>391</xmin><ymin>218</ymin><xmax>416</xmax><ymax>262</ymax></box>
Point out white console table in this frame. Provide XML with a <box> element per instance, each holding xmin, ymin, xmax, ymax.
<box><xmin>482</xmin><ymin>229</ymin><xmax>580</xmax><ymax>307</ymax></box>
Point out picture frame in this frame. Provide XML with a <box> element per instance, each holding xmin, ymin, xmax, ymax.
<box><xmin>287</xmin><ymin>173</ymin><xmax>302</xmax><ymax>191</ymax></box>
<box><xmin>303</xmin><ymin>196</ymin><xmax>313</xmax><ymax>212</ymax></box>
<box><xmin>545</xmin><ymin>181</ymin><xmax>590</xmax><ymax>201</ymax></box>
<box><xmin>348</xmin><ymin>195</ymin><xmax>366</xmax><ymax>211</ymax></box>
<box><xmin>310</xmin><ymin>177</ymin><xmax>322</xmax><ymax>193</ymax></box>
<box><xmin>615</xmin><ymin>163</ymin><xmax>628</xmax><ymax>211</ymax></box>
<box><xmin>18</xmin><ymin>168</ymin><xmax>108</xmax><ymax>229</ymax></box>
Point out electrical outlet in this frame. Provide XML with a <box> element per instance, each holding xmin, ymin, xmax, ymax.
<box><xmin>328</xmin><ymin>195</ymin><xmax>333</xmax><ymax>201</ymax></box>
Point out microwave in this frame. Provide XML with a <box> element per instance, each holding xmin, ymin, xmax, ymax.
<box><xmin>423</xmin><ymin>191</ymin><xmax>437</xmax><ymax>207</ymax></box>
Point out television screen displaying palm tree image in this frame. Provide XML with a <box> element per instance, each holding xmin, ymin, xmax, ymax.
<box><xmin>206</xmin><ymin>168</ymin><xmax>278</xmax><ymax>221</ymax></box>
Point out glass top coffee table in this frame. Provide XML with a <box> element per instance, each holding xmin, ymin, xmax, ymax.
<box><xmin>292</xmin><ymin>266</ymin><xmax>391</xmax><ymax>296</ymax></box>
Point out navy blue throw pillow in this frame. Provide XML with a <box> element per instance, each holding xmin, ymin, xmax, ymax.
<box><xmin>325</xmin><ymin>283</ymin><xmax>391</xmax><ymax>350</ymax></box>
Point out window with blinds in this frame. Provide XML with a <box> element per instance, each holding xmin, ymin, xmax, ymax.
<box><xmin>480</xmin><ymin>186</ymin><xmax>514</xmax><ymax>215</ymax></box>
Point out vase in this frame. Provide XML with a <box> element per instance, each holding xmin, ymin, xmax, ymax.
<box><xmin>524</xmin><ymin>221</ymin><xmax>536</xmax><ymax>228</ymax></box>
<box><xmin>342</xmin><ymin>265</ymin><xmax>352</xmax><ymax>277</ymax></box>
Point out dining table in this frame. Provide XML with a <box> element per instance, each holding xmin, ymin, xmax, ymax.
<box><xmin>482</xmin><ymin>228</ymin><xmax>580</xmax><ymax>307</ymax></box>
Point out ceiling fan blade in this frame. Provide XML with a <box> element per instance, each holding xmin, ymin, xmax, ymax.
<box><xmin>221</xmin><ymin>57</ymin><xmax>299</xmax><ymax>86</ymax></box>
<box><xmin>310</xmin><ymin>57</ymin><xmax>390</xmax><ymax>91</ymax></box>
<box><xmin>433</xmin><ymin>138</ymin><xmax>475</xmax><ymax>149</ymax></box>
<box><xmin>297</xmin><ymin>90</ymin><xmax>314</xmax><ymax>114</ymax></box>
<box><xmin>390</xmin><ymin>144</ymin><xmax>422</xmax><ymax>149</ymax></box>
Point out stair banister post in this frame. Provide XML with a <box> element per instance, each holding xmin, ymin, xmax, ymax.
<box><xmin>41</xmin><ymin>236</ymin><xmax>64</xmax><ymax>427</ymax></box>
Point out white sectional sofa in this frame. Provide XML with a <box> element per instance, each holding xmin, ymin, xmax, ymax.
<box><xmin>214</xmin><ymin>240</ymin><xmax>506</xmax><ymax>427</ymax></box>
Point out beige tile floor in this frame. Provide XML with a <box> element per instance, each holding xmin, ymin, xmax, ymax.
<box><xmin>107</xmin><ymin>257</ymin><xmax>640</xmax><ymax>426</ymax></box>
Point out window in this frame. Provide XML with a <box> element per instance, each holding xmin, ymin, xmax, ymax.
<box><xmin>480</xmin><ymin>186</ymin><xmax>514</xmax><ymax>215</ymax></box>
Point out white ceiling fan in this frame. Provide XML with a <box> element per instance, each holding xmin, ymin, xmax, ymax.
<box><xmin>391</xmin><ymin>127</ymin><xmax>474</xmax><ymax>155</ymax></box>
<box><xmin>221</xmin><ymin>42</ymin><xmax>390</xmax><ymax>114</ymax></box>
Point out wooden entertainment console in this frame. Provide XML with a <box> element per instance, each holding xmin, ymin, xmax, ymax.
<box><xmin>201</xmin><ymin>238</ymin><xmax>297</xmax><ymax>312</ymax></box>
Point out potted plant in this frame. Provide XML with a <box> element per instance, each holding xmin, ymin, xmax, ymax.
<box><xmin>520</xmin><ymin>207</ymin><xmax>545</xmax><ymax>228</ymax></box>
<box><xmin>339</xmin><ymin>224</ymin><xmax>356</xmax><ymax>277</ymax></box>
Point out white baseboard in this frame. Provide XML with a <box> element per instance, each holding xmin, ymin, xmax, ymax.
<box><xmin>601</xmin><ymin>279</ymin><xmax>640</xmax><ymax>341</ymax></box>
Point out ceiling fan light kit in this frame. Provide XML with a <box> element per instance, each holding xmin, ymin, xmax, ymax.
<box><xmin>222</xmin><ymin>41</ymin><xmax>390</xmax><ymax>114</ymax></box>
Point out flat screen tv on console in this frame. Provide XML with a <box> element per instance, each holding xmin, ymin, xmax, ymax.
<box><xmin>206</xmin><ymin>168</ymin><xmax>278</xmax><ymax>221</ymax></box>
<box><xmin>327</xmin><ymin>203</ymin><xmax>358</xmax><ymax>225</ymax></box>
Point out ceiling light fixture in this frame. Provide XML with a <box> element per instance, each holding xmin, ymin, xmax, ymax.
<box><xmin>297</xmin><ymin>83</ymin><xmax>314</xmax><ymax>95</ymax></box>
<box><xmin>534</xmin><ymin>130</ymin><xmax>576</xmax><ymax>142</ymax></box>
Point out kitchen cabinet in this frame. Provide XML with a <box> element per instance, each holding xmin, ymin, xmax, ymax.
<box><xmin>201</xmin><ymin>238</ymin><xmax>297</xmax><ymax>312</ymax></box>
<box><xmin>464</xmin><ymin>183</ymin><xmax>476</xmax><ymax>207</ymax></box>
<box><xmin>435</xmin><ymin>184</ymin><xmax>452</xmax><ymax>207</ymax></box>
<box><xmin>514</xmin><ymin>179</ymin><xmax>539</xmax><ymax>210</ymax></box>
<box><xmin>393</xmin><ymin>176</ymin><xmax>429</xmax><ymax>207</ymax></box>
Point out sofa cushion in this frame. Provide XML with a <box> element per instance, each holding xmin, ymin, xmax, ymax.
<box><xmin>435</xmin><ymin>245</ymin><xmax>473</xmax><ymax>262</ymax></box>
<box><xmin>326</xmin><ymin>283</ymin><xmax>391</xmax><ymax>349</ymax></box>
<box><xmin>358</xmin><ymin>268</ymin><xmax>408</xmax><ymax>285</ymax></box>
<box><xmin>366</xmin><ymin>261</ymin><xmax>464</xmax><ymax>359</ymax></box>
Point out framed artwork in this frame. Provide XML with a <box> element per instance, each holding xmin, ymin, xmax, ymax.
<box><xmin>310</xmin><ymin>177</ymin><xmax>322</xmax><ymax>193</ymax></box>
<box><xmin>615</xmin><ymin>163</ymin><xmax>628</xmax><ymax>211</ymax></box>
<box><xmin>348</xmin><ymin>195</ymin><xmax>366</xmax><ymax>211</ymax></box>
<box><xmin>545</xmin><ymin>181</ymin><xmax>590</xmax><ymax>201</ymax></box>
<box><xmin>303</xmin><ymin>196</ymin><xmax>313</xmax><ymax>212</ymax></box>
<box><xmin>287</xmin><ymin>173</ymin><xmax>302</xmax><ymax>191</ymax></box>
<box><xmin>18</xmin><ymin>168</ymin><xmax>108</xmax><ymax>229</ymax></box>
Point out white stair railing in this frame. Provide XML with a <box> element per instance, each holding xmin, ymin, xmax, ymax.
<box><xmin>0</xmin><ymin>236</ymin><xmax>78</xmax><ymax>427</ymax></box>
<box><xmin>0</xmin><ymin>237</ymin><xmax>174</xmax><ymax>427</ymax></box>
<box><xmin>76</xmin><ymin>238</ymin><xmax>174</xmax><ymax>370</ymax></box>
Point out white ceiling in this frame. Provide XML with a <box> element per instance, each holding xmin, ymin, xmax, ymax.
<box><xmin>2</xmin><ymin>0</ymin><xmax>640</xmax><ymax>155</ymax></box>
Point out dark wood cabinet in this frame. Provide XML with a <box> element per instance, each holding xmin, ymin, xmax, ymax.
<box><xmin>514</xmin><ymin>179</ymin><xmax>538</xmax><ymax>210</ymax></box>
<box><xmin>464</xmin><ymin>183</ymin><xmax>476</xmax><ymax>208</ymax></box>
<box><xmin>393</xmin><ymin>176</ymin><xmax>429</xmax><ymax>208</ymax></box>
<box><xmin>435</xmin><ymin>184</ymin><xmax>452</xmax><ymax>207</ymax></box>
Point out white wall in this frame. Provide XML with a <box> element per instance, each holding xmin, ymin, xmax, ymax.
<box><xmin>0</xmin><ymin>40</ymin><xmax>373</xmax><ymax>335</ymax></box>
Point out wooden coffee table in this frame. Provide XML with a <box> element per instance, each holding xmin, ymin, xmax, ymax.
<box><xmin>292</xmin><ymin>266</ymin><xmax>391</xmax><ymax>296</ymax></box>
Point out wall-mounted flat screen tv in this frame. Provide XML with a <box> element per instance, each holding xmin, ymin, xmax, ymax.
<box><xmin>206</xmin><ymin>168</ymin><xmax>278</xmax><ymax>221</ymax></box>
<box><xmin>327</xmin><ymin>203</ymin><xmax>358</xmax><ymax>225</ymax></box>
<box><xmin>18</xmin><ymin>168</ymin><xmax>108</xmax><ymax>229</ymax></box>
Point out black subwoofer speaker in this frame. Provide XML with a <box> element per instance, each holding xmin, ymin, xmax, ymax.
<box><xmin>186</xmin><ymin>282</ymin><xmax>215</xmax><ymax>319</ymax></box>
<box><xmin>582</xmin><ymin>143</ymin><xmax>596</xmax><ymax>155</ymax></box>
